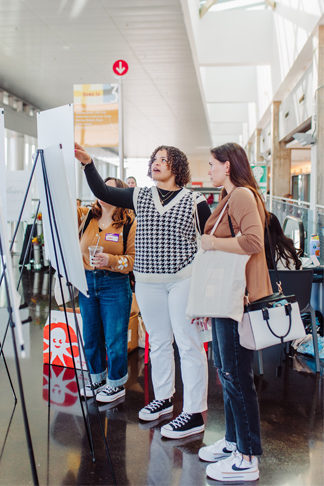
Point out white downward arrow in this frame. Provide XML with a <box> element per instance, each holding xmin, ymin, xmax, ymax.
<box><xmin>116</xmin><ymin>61</ymin><xmax>125</xmax><ymax>74</ymax></box>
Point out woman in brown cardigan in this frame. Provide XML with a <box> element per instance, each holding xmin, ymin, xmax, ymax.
<box><xmin>78</xmin><ymin>177</ymin><xmax>136</xmax><ymax>404</ymax></box>
<box><xmin>198</xmin><ymin>143</ymin><xmax>272</xmax><ymax>483</ymax></box>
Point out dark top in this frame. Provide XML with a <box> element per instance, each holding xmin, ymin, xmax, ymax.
<box><xmin>84</xmin><ymin>161</ymin><xmax>211</xmax><ymax>232</ymax></box>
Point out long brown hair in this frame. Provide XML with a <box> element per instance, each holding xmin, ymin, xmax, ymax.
<box><xmin>211</xmin><ymin>142</ymin><xmax>267</xmax><ymax>215</ymax></box>
<box><xmin>265</xmin><ymin>213</ymin><xmax>302</xmax><ymax>270</ymax></box>
<box><xmin>91</xmin><ymin>177</ymin><xmax>134</xmax><ymax>228</ymax></box>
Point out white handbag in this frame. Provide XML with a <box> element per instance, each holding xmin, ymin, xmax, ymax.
<box><xmin>186</xmin><ymin>201</ymin><xmax>250</xmax><ymax>321</ymax></box>
<box><xmin>238</xmin><ymin>215</ymin><xmax>306</xmax><ymax>350</ymax></box>
<box><xmin>238</xmin><ymin>294</ymin><xmax>306</xmax><ymax>350</ymax></box>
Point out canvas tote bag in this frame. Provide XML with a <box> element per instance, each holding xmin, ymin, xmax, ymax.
<box><xmin>186</xmin><ymin>200</ymin><xmax>250</xmax><ymax>321</ymax></box>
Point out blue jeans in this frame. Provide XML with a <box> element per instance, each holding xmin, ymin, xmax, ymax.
<box><xmin>212</xmin><ymin>317</ymin><xmax>262</xmax><ymax>456</ymax></box>
<box><xmin>79</xmin><ymin>269</ymin><xmax>132</xmax><ymax>387</ymax></box>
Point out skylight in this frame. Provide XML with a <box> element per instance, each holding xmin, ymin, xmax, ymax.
<box><xmin>200</xmin><ymin>0</ymin><xmax>269</xmax><ymax>13</ymax></box>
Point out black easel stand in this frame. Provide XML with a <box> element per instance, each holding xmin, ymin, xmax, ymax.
<box><xmin>0</xmin><ymin>200</ymin><xmax>41</xmax><ymax>387</ymax></box>
<box><xmin>0</xmin><ymin>236</ymin><xmax>39</xmax><ymax>485</ymax></box>
<box><xmin>0</xmin><ymin>148</ymin><xmax>116</xmax><ymax>485</ymax></box>
<box><xmin>37</xmin><ymin>149</ymin><xmax>116</xmax><ymax>484</ymax></box>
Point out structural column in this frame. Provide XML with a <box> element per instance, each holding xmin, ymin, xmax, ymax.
<box><xmin>246</xmin><ymin>141</ymin><xmax>253</xmax><ymax>163</ymax></box>
<box><xmin>312</xmin><ymin>25</ymin><xmax>324</xmax><ymax>209</ymax></box>
<box><xmin>270</xmin><ymin>101</ymin><xmax>291</xmax><ymax>198</ymax></box>
<box><xmin>7</xmin><ymin>133</ymin><xmax>25</xmax><ymax>253</ymax></box>
<box><xmin>8</xmin><ymin>133</ymin><xmax>25</xmax><ymax>170</ymax></box>
<box><xmin>254</xmin><ymin>128</ymin><xmax>262</xmax><ymax>164</ymax></box>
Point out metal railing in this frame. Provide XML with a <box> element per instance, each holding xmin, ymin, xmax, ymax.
<box><xmin>267</xmin><ymin>196</ymin><xmax>323</xmax><ymax>264</ymax></box>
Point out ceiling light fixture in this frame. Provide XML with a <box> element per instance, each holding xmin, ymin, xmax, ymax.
<box><xmin>292</xmin><ymin>133</ymin><xmax>315</xmax><ymax>147</ymax></box>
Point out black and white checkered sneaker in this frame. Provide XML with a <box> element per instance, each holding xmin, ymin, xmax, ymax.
<box><xmin>161</xmin><ymin>412</ymin><xmax>205</xmax><ymax>439</ymax></box>
<box><xmin>80</xmin><ymin>380</ymin><xmax>106</xmax><ymax>398</ymax></box>
<box><xmin>96</xmin><ymin>385</ymin><xmax>125</xmax><ymax>403</ymax></box>
<box><xmin>138</xmin><ymin>398</ymin><xmax>173</xmax><ymax>421</ymax></box>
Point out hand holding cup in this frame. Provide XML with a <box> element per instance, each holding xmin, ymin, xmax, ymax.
<box><xmin>88</xmin><ymin>246</ymin><xmax>104</xmax><ymax>267</ymax></box>
<box><xmin>92</xmin><ymin>252</ymin><xmax>109</xmax><ymax>268</ymax></box>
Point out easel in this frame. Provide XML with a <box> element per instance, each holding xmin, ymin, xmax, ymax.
<box><xmin>0</xmin><ymin>195</ymin><xmax>39</xmax><ymax>485</ymax></box>
<box><xmin>0</xmin><ymin>148</ymin><xmax>116</xmax><ymax>485</ymax></box>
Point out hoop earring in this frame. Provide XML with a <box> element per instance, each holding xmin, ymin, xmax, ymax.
<box><xmin>225</xmin><ymin>172</ymin><xmax>229</xmax><ymax>176</ymax></box>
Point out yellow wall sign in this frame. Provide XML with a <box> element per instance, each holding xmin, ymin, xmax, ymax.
<box><xmin>74</xmin><ymin>84</ymin><xmax>118</xmax><ymax>147</ymax></box>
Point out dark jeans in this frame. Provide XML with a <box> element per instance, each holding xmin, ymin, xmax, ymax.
<box><xmin>212</xmin><ymin>317</ymin><xmax>262</xmax><ymax>456</ymax></box>
<box><xmin>79</xmin><ymin>269</ymin><xmax>132</xmax><ymax>387</ymax></box>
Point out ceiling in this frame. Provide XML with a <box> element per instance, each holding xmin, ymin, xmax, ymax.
<box><xmin>0</xmin><ymin>0</ymin><xmax>211</xmax><ymax>158</ymax></box>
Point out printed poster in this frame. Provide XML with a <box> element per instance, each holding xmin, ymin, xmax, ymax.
<box><xmin>251</xmin><ymin>165</ymin><xmax>267</xmax><ymax>195</ymax></box>
<box><xmin>74</xmin><ymin>84</ymin><xmax>118</xmax><ymax>147</ymax></box>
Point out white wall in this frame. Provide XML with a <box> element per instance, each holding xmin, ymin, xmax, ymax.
<box><xmin>279</xmin><ymin>63</ymin><xmax>313</xmax><ymax>140</ymax></box>
<box><xmin>181</xmin><ymin>0</ymin><xmax>324</xmax><ymax>145</ymax></box>
<box><xmin>196</xmin><ymin>10</ymin><xmax>273</xmax><ymax>66</ymax></box>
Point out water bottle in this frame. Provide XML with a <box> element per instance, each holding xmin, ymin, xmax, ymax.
<box><xmin>309</xmin><ymin>234</ymin><xmax>320</xmax><ymax>257</ymax></box>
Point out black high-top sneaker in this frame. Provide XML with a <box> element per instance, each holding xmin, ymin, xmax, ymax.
<box><xmin>138</xmin><ymin>398</ymin><xmax>173</xmax><ymax>421</ymax></box>
<box><xmin>161</xmin><ymin>412</ymin><xmax>205</xmax><ymax>439</ymax></box>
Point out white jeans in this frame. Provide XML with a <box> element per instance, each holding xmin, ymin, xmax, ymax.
<box><xmin>136</xmin><ymin>277</ymin><xmax>208</xmax><ymax>413</ymax></box>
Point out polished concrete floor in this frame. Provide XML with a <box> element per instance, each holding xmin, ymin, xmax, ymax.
<box><xmin>0</xmin><ymin>266</ymin><xmax>323</xmax><ymax>486</ymax></box>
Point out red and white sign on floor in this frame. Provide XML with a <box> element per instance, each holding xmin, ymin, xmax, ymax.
<box><xmin>43</xmin><ymin>311</ymin><xmax>88</xmax><ymax>370</ymax></box>
<box><xmin>112</xmin><ymin>60</ymin><xmax>128</xmax><ymax>76</ymax></box>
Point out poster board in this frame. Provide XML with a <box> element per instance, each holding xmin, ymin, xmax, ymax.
<box><xmin>0</xmin><ymin>110</ymin><xmax>6</xmax><ymax>222</ymax></box>
<box><xmin>74</xmin><ymin>84</ymin><xmax>118</xmax><ymax>147</ymax></box>
<box><xmin>35</xmin><ymin>143</ymin><xmax>88</xmax><ymax>297</ymax></box>
<box><xmin>0</xmin><ymin>193</ymin><xmax>25</xmax><ymax>357</ymax></box>
<box><xmin>37</xmin><ymin>104</ymin><xmax>77</xmax><ymax>206</ymax></box>
<box><xmin>6</xmin><ymin>171</ymin><xmax>32</xmax><ymax>221</ymax></box>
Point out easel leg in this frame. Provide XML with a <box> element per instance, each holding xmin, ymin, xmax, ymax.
<box><xmin>0</xmin><ymin>242</ymin><xmax>39</xmax><ymax>485</ymax></box>
<box><xmin>40</xmin><ymin>149</ymin><xmax>116</xmax><ymax>483</ymax></box>
<box><xmin>0</xmin><ymin>343</ymin><xmax>17</xmax><ymax>401</ymax></box>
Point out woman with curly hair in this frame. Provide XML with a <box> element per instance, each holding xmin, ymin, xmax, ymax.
<box><xmin>75</xmin><ymin>143</ymin><xmax>210</xmax><ymax>439</ymax></box>
<box><xmin>77</xmin><ymin>177</ymin><xmax>136</xmax><ymax>403</ymax></box>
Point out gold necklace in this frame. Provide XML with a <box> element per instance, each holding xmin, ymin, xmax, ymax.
<box><xmin>98</xmin><ymin>218</ymin><xmax>112</xmax><ymax>228</ymax></box>
<box><xmin>157</xmin><ymin>187</ymin><xmax>176</xmax><ymax>206</ymax></box>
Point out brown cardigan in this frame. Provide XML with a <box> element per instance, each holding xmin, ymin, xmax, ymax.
<box><xmin>204</xmin><ymin>187</ymin><xmax>272</xmax><ymax>303</ymax></box>
<box><xmin>77</xmin><ymin>207</ymin><xmax>136</xmax><ymax>273</ymax></box>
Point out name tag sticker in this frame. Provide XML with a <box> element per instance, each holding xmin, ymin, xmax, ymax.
<box><xmin>105</xmin><ymin>233</ymin><xmax>119</xmax><ymax>242</ymax></box>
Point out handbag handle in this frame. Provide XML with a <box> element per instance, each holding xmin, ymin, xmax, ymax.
<box><xmin>262</xmin><ymin>303</ymin><xmax>292</xmax><ymax>342</ymax></box>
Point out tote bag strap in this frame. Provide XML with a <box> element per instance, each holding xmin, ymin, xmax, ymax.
<box><xmin>192</xmin><ymin>191</ymin><xmax>202</xmax><ymax>236</ymax></box>
<box><xmin>209</xmin><ymin>201</ymin><xmax>229</xmax><ymax>235</ymax></box>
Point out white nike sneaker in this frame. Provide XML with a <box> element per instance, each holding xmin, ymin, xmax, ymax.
<box><xmin>199</xmin><ymin>437</ymin><xmax>237</xmax><ymax>462</ymax></box>
<box><xmin>206</xmin><ymin>451</ymin><xmax>259</xmax><ymax>482</ymax></box>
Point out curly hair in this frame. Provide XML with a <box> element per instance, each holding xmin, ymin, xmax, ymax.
<box><xmin>91</xmin><ymin>177</ymin><xmax>134</xmax><ymax>228</ymax></box>
<box><xmin>147</xmin><ymin>145</ymin><xmax>191</xmax><ymax>187</ymax></box>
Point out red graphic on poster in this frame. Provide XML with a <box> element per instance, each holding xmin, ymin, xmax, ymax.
<box><xmin>43</xmin><ymin>364</ymin><xmax>78</xmax><ymax>407</ymax></box>
<box><xmin>43</xmin><ymin>322</ymin><xmax>79</xmax><ymax>368</ymax></box>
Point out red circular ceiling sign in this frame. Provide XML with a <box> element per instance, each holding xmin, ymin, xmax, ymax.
<box><xmin>112</xmin><ymin>60</ymin><xmax>129</xmax><ymax>76</ymax></box>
